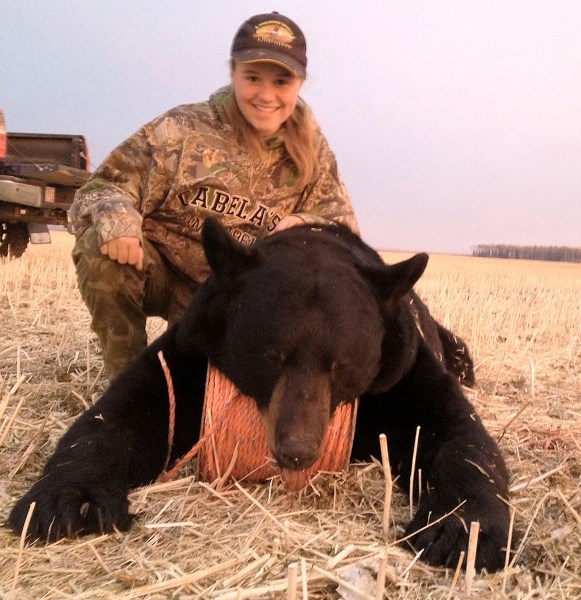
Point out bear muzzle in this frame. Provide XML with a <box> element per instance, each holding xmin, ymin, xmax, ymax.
<box><xmin>265</xmin><ymin>372</ymin><xmax>332</xmax><ymax>472</ymax></box>
<box><xmin>274</xmin><ymin>433</ymin><xmax>323</xmax><ymax>471</ymax></box>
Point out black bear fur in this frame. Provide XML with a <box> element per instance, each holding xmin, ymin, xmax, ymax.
<box><xmin>8</xmin><ymin>218</ymin><xmax>510</xmax><ymax>571</ymax></box>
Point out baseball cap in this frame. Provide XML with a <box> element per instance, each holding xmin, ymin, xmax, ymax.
<box><xmin>231</xmin><ymin>12</ymin><xmax>307</xmax><ymax>78</ymax></box>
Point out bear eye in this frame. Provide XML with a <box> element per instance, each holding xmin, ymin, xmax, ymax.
<box><xmin>264</xmin><ymin>349</ymin><xmax>286</xmax><ymax>365</ymax></box>
<box><xmin>327</xmin><ymin>359</ymin><xmax>343</xmax><ymax>374</ymax></box>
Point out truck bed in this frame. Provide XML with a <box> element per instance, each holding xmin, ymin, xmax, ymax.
<box><xmin>0</xmin><ymin>124</ymin><xmax>91</xmax><ymax>256</ymax></box>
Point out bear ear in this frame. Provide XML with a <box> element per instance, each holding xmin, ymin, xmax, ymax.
<box><xmin>202</xmin><ymin>217</ymin><xmax>258</xmax><ymax>279</ymax></box>
<box><xmin>363</xmin><ymin>253</ymin><xmax>429</xmax><ymax>301</ymax></box>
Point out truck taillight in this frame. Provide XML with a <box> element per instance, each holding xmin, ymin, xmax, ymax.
<box><xmin>0</xmin><ymin>109</ymin><xmax>6</xmax><ymax>160</ymax></box>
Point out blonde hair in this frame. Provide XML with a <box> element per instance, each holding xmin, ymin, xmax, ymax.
<box><xmin>224</xmin><ymin>63</ymin><xmax>319</xmax><ymax>188</ymax></box>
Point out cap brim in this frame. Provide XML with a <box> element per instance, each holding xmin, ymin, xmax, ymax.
<box><xmin>231</xmin><ymin>50</ymin><xmax>305</xmax><ymax>79</ymax></box>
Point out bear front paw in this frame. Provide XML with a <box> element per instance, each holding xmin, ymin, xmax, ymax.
<box><xmin>404</xmin><ymin>502</ymin><xmax>509</xmax><ymax>572</ymax></box>
<box><xmin>8</xmin><ymin>480</ymin><xmax>132</xmax><ymax>542</ymax></box>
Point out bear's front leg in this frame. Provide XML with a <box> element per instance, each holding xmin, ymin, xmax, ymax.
<box><xmin>8</xmin><ymin>425</ymin><xmax>135</xmax><ymax>541</ymax></box>
<box><xmin>9</xmin><ymin>331</ymin><xmax>206</xmax><ymax>541</ymax></box>
<box><xmin>355</xmin><ymin>344</ymin><xmax>511</xmax><ymax>571</ymax></box>
<box><xmin>403</xmin><ymin>425</ymin><xmax>510</xmax><ymax>571</ymax></box>
<box><xmin>398</xmin><ymin>354</ymin><xmax>510</xmax><ymax>571</ymax></box>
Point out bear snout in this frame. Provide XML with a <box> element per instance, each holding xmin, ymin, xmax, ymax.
<box><xmin>275</xmin><ymin>433</ymin><xmax>322</xmax><ymax>471</ymax></box>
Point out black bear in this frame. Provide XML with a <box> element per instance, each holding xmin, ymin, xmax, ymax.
<box><xmin>8</xmin><ymin>218</ymin><xmax>510</xmax><ymax>571</ymax></box>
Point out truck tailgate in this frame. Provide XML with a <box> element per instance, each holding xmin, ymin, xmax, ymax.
<box><xmin>0</xmin><ymin>163</ymin><xmax>90</xmax><ymax>187</ymax></box>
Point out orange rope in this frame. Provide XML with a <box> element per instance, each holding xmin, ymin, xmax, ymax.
<box><xmin>156</xmin><ymin>351</ymin><xmax>219</xmax><ymax>483</ymax></box>
<box><xmin>157</xmin><ymin>351</ymin><xmax>175</xmax><ymax>475</ymax></box>
<box><xmin>155</xmin><ymin>355</ymin><xmax>358</xmax><ymax>489</ymax></box>
<box><xmin>157</xmin><ymin>431</ymin><xmax>215</xmax><ymax>483</ymax></box>
<box><xmin>199</xmin><ymin>365</ymin><xmax>358</xmax><ymax>491</ymax></box>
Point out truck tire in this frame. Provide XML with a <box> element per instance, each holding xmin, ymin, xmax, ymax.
<box><xmin>0</xmin><ymin>222</ymin><xmax>9</xmax><ymax>257</ymax></box>
<box><xmin>0</xmin><ymin>222</ymin><xmax>30</xmax><ymax>258</ymax></box>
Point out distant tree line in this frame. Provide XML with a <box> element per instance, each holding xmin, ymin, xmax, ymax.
<box><xmin>471</xmin><ymin>244</ymin><xmax>581</xmax><ymax>263</ymax></box>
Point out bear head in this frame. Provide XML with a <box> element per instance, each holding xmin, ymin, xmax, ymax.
<box><xmin>176</xmin><ymin>218</ymin><xmax>428</xmax><ymax>471</ymax></box>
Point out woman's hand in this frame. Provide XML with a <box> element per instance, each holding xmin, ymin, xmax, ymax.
<box><xmin>100</xmin><ymin>237</ymin><xmax>144</xmax><ymax>271</ymax></box>
<box><xmin>270</xmin><ymin>215</ymin><xmax>304</xmax><ymax>235</ymax></box>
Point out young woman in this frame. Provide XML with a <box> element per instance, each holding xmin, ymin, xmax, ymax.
<box><xmin>69</xmin><ymin>12</ymin><xmax>359</xmax><ymax>379</ymax></box>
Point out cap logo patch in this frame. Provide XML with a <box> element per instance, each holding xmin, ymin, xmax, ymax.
<box><xmin>254</xmin><ymin>20</ymin><xmax>295</xmax><ymax>49</ymax></box>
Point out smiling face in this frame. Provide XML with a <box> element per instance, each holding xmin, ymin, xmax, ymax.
<box><xmin>231</xmin><ymin>61</ymin><xmax>303</xmax><ymax>136</ymax></box>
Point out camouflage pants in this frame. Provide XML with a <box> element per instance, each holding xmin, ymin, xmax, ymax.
<box><xmin>72</xmin><ymin>227</ymin><xmax>199</xmax><ymax>379</ymax></box>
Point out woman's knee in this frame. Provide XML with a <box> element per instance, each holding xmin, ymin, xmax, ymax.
<box><xmin>72</xmin><ymin>227</ymin><xmax>147</xmax><ymax>303</ymax></box>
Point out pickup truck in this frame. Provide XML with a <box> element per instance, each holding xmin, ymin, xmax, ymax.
<box><xmin>0</xmin><ymin>109</ymin><xmax>91</xmax><ymax>257</ymax></box>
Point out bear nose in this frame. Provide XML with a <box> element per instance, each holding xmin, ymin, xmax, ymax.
<box><xmin>276</xmin><ymin>435</ymin><xmax>320</xmax><ymax>471</ymax></box>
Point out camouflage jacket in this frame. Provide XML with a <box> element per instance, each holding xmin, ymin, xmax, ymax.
<box><xmin>69</xmin><ymin>86</ymin><xmax>358</xmax><ymax>284</ymax></box>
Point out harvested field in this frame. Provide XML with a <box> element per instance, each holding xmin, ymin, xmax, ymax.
<box><xmin>1</xmin><ymin>231</ymin><xmax>580</xmax><ymax>599</ymax></box>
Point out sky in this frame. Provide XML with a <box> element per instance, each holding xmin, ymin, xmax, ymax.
<box><xmin>2</xmin><ymin>0</ymin><xmax>580</xmax><ymax>254</ymax></box>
